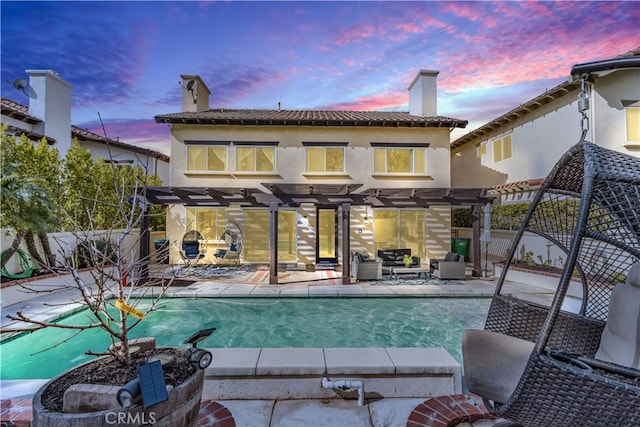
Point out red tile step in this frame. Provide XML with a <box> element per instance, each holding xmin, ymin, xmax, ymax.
<box><xmin>407</xmin><ymin>394</ymin><xmax>495</xmax><ymax>427</ymax></box>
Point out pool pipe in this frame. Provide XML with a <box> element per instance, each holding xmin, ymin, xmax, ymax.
<box><xmin>321</xmin><ymin>377</ymin><xmax>364</xmax><ymax>406</ymax></box>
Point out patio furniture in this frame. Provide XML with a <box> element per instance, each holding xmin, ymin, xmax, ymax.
<box><xmin>351</xmin><ymin>252</ymin><xmax>382</xmax><ymax>281</ymax></box>
<box><xmin>461</xmin><ymin>140</ymin><xmax>640</xmax><ymax>426</ymax></box>
<box><xmin>214</xmin><ymin>222</ymin><xmax>243</xmax><ymax>265</ymax></box>
<box><xmin>389</xmin><ymin>266</ymin><xmax>431</xmax><ymax>280</ymax></box>
<box><xmin>180</xmin><ymin>230</ymin><xmax>207</xmax><ymax>266</ymax></box>
<box><xmin>376</xmin><ymin>249</ymin><xmax>420</xmax><ymax>275</ymax></box>
<box><xmin>430</xmin><ymin>252</ymin><xmax>466</xmax><ymax>280</ymax></box>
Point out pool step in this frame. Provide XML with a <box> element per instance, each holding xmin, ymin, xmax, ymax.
<box><xmin>202</xmin><ymin>347</ymin><xmax>461</xmax><ymax>401</ymax></box>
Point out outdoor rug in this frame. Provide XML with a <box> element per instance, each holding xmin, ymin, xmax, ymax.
<box><xmin>371</xmin><ymin>276</ymin><xmax>463</xmax><ymax>286</ymax></box>
<box><xmin>173</xmin><ymin>264</ymin><xmax>257</xmax><ymax>278</ymax></box>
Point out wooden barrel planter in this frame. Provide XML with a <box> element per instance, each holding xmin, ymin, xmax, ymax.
<box><xmin>32</xmin><ymin>353</ymin><xmax>205</xmax><ymax>427</ymax></box>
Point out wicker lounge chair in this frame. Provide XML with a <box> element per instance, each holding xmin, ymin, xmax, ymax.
<box><xmin>462</xmin><ymin>140</ymin><xmax>640</xmax><ymax>426</ymax></box>
<box><xmin>213</xmin><ymin>224</ymin><xmax>243</xmax><ymax>265</ymax></box>
<box><xmin>180</xmin><ymin>230</ymin><xmax>207</xmax><ymax>266</ymax></box>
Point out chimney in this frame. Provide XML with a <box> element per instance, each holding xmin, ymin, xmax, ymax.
<box><xmin>26</xmin><ymin>69</ymin><xmax>73</xmax><ymax>154</ymax></box>
<box><xmin>408</xmin><ymin>70</ymin><xmax>438</xmax><ymax>117</ymax></box>
<box><xmin>180</xmin><ymin>75</ymin><xmax>210</xmax><ymax>113</ymax></box>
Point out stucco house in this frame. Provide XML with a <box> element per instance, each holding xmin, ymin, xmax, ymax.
<box><xmin>450</xmin><ymin>48</ymin><xmax>640</xmax><ymax>204</ymax></box>
<box><xmin>1</xmin><ymin>70</ymin><xmax>170</xmax><ymax>183</ymax></box>
<box><xmin>149</xmin><ymin>71</ymin><xmax>493</xmax><ymax>283</ymax></box>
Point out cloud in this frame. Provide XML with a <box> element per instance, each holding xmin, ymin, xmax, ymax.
<box><xmin>1</xmin><ymin>2</ymin><xmax>149</xmax><ymax>109</ymax></box>
<box><xmin>320</xmin><ymin>91</ymin><xmax>408</xmax><ymax>111</ymax></box>
<box><xmin>196</xmin><ymin>64</ymin><xmax>286</xmax><ymax>106</ymax></box>
<box><xmin>80</xmin><ymin>118</ymin><xmax>170</xmax><ymax>156</ymax></box>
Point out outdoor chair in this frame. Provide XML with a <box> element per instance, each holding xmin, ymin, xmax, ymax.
<box><xmin>180</xmin><ymin>230</ymin><xmax>207</xmax><ymax>266</ymax></box>
<box><xmin>430</xmin><ymin>252</ymin><xmax>466</xmax><ymax>280</ymax></box>
<box><xmin>213</xmin><ymin>226</ymin><xmax>243</xmax><ymax>266</ymax></box>
<box><xmin>351</xmin><ymin>252</ymin><xmax>382</xmax><ymax>281</ymax></box>
<box><xmin>461</xmin><ymin>140</ymin><xmax>640</xmax><ymax>426</ymax></box>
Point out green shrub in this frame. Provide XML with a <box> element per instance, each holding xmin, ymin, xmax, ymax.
<box><xmin>70</xmin><ymin>237</ymin><xmax>118</xmax><ymax>268</ymax></box>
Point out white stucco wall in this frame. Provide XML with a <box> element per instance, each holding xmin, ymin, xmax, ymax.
<box><xmin>451</xmin><ymin>68</ymin><xmax>640</xmax><ymax>190</ymax></box>
<box><xmin>169</xmin><ymin>125</ymin><xmax>452</xmax><ymax>191</ymax></box>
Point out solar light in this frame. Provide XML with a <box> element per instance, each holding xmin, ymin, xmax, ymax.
<box><xmin>184</xmin><ymin>328</ymin><xmax>215</xmax><ymax>370</ymax></box>
<box><xmin>186</xmin><ymin>347</ymin><xmax>212</xmax><ymax>369</ymax></box>
<box><xmin>183</xmin><ymin>327</ymin><xmax>216</xmax><ymax>347</ymax></box>
<box><xmin>117</xmin><ymin>378</ymin><xmax>141</xmax><ymax>408</ymax></box>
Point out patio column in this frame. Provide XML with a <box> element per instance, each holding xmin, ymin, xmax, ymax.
<box><xmin>269</xmin><ymin>202</ymin><xmax>279</xmax><ymax>284</ymax></box>
<box><xmin>139</xmin><ymin>200</ymin><xmax>150</xmax><ymax>280</ymax></box>
<box><xmin>471</xmin><ymin>204</ymin><xmax>482</xmax><ymax>277</ymax></box>
<box><xmin>341</xmin><ymin>203</ymin><xmax>351</xmax><ymax>284</ymax></box>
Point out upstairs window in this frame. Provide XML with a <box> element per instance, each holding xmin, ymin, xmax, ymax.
<box><xmin>493</xmin><ymin>134</ymin><xmax>512</xmax><ymax>163</ymax></box>
<box><xmin>373</xmin><ymin>146</ymin><xmax>426</xmax><ymax>174</ymax></box>
<box><xmin>235</xmin><ymin>143</ymin><xmax>277</xmax><ymax>172</ymax></box>
<box><xmin>626</xmin><ymin>106</ymin><xmax>639</xmax><ymax>143</ymax></box>
<box><xmin>185</xmin><ymin>141</ymin><xmax>228</xmax><ymax>172</ymax></box>
<box><xmin>304</xmin><ymin>143</ymin><xmax>346</xmax><ymax>173</ymax></box>
<box><xmin>476</xmin><ymin>142</ymin><xmax>487</xmax><ymax>157</ymax></box>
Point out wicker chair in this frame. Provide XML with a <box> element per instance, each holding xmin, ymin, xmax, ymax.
<box><xmin>462</xmin><ymin>141</ymin><xmax>640</xmax><ymax>426</ymax></box>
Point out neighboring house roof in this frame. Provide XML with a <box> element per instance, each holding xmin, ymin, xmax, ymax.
<box><xmin>1</xmin><ymin>98</ymin><xmax>41</xmax><ymax>124</ymax></box>
<box><xmin>72</xmin><ymin>126</ymin><xmax>170</xmax><ymax>162</ymax></box>
<box><xmin>1</xmin><ymin>97</ymin><xmax>169</xmax><ymax>162</ymax></box>
<box><xmin>488</xmin><ymin>178</ymin><xmax>545</xmax><ymax>194</ymax></box>
<box><xmin>450</xmin><ymin>80</ymin><xmax>580</xmax><ymax>150</ymax></box>
<box><xmin>155</xmin><ymin>109</ymin><xmax>468</xmax><ymax>129</ymax></box>
<box><xmin>1</xmin><ymin>98</ymin><xmax>56</xmax><ymax>144</ymax></box>
<box><xmin>451</xmin><ymin>47</ymin><xmax>640</xmax><ymax>150</ymax></box>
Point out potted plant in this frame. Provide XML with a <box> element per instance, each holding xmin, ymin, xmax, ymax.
<box><xmin>403</xmin><ymin>254</ymin><xmax>413</xmax><ymax>267</ymax></box>
<box><xmin>2</xmin><ymin>136</ymin><xmax>208</xmax><ymax>426</ymax></box>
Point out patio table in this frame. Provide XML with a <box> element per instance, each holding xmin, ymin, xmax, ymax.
<box><xmin>389</xmin><ymin>266</ymin><xmax>431</xmax><ymax>280</ymax></box>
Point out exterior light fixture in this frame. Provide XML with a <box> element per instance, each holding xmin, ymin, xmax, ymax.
<box><xmin>117</xmin><ymin>379</ymin><xmax>141</xmax><ymax>408</ymax></box>
<box><xmin>183</xmin><ymin>327</ymin><xmax>216</xmax><ymax>370</ymax></box>
<box><xmin>186</xmin><ymin>347</ymin><xmax>212</xmax><ymax>369</ymax></box>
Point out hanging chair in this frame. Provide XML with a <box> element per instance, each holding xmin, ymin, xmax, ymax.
<box><xmin>213</xmin><ymin>222</ymin><xmax>243</xmax><ymax>265</ymax></box>
<box><xmin>180</xmin><ymin>230</ymin><xmax>207</xmax><ymax>266</ymax></box>
<box><xmin>462</xmin><ymin>139</ymin><xmax>640</xmax><ymax>425</ymax></box>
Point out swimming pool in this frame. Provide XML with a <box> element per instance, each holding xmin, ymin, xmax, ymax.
<box><xmin>0</xmin><ymin>297</ymin><xmax>490</xmax><ymax>379</ymax></box>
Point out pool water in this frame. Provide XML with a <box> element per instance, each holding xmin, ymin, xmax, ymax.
<box><xmin>0</xmin><ymin>297</ymin><xmax>490</xmax><ymax>380</ymax></box>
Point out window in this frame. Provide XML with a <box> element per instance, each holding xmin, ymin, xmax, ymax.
<box><xmin>373</xmin><ymin>209</ymin><xmax>426</xmax><ymax>259</ymax></box>
<box><xmin>493</xmin><ymin>134</ymin><xmax>512</xmax><ymax>162</ymax></box>
<box><xmin>236</xmin><ymin>146</ymin><xmax>275</xmax><ymax>172</ymax></box>
<box><xmin>185</xmin><ymin>207</ymin><xmax>227</xmax><ymax>258</ymax></box>
<box><xmin>476</xmin><ymin>142</ymin><xmax>487</xmax><ymax>157</ymax></box>
<box><xmin>373</xmin><ymin>147</ymin><xmax>426</xmax><ymax>174</ymax></box>
<box><xmin>306</xmin><ymin>147</ymin><xmax>345</xmax><ymax>173</ymax></box>
<box><xmin>242</xmin><ymin>209</ymin><xmax>297</xmax><ymax>262</ymax></box>
<box><xmin>626</xmin><ymin>107</ymin><xmax>640</xmax><ymax>142</ymax></box>
<box><xmin>187</xmin><ymin>145</ymin><xmax>227</xmax><ymax>171</ymax></box>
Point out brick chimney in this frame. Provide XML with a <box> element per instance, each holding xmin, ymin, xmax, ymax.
<box><xmin>26</xmin><ymin>69</ymin><xmax>73</xmax><ymax>154</ymax></box>
<box><xmin>180</xmin><ymin>75</ymin><xmax>210</xmax><ymax>113</ymax></box>
<box><xmin>408</xmin><ymin>70</ymin><xmax>438</xmax><ymax>117</ymax></box>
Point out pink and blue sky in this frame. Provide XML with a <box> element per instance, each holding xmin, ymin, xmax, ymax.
<box><xmin>2</xmin><ymin>1</ymin><xmax>639</xmax><ymax>155</ymax></box>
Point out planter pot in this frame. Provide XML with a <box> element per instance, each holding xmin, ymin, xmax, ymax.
<box><xmin>32</xmin><ymin>354</ymin><xmax>205</xmax><ymax>427</ymax></box>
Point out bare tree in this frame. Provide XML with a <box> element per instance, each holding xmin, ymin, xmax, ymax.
<box><xmin>4</xmin><ymin>161</ymin><xmax>172</xmax><ymax>366</ymax></box>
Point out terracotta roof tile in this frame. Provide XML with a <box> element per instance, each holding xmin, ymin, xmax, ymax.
<box><xmin>155</xmin><ymin>109</ymin><xmax>467</xmax><ymax>128</ymax></box>
<box><xmin>1</xmin><ymin>98</ymin><xmax>168</xmax><ymax>162</ymax></box>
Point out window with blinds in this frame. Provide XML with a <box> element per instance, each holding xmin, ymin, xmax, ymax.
<box><xmin>236</xmin><ymin>146</ymin><xmax>276</xmax><ymax>172</ymax></box>
<box><xmin>187</xmin><ymin>146</ymin><xmax>227</xmax><ymax>171</ymax></box>
<box><xmin>306</xmin><ymin>147</ymin><xmax>345</xmax><ymax>173</ymax></box>
<box><xmin>492</xmin><ymin>134</ymin><xmax>512</xmax><ymax>162</ymax></box>
<box><xmin>242</xmin><ymin>210</ymin><xmax>297</xmax><ymax>262</ymax></box>
<box><xmin>373</xmin><ymin>147</ymin><xmax>426</xmax><ymax>174</ymax></box>
<box><xmin>373</xmin><ymin>209</ymin><xmax>426</xmax><ymax>259</ymax></box>
<box><xmin>626</xmin><ymin>107</ymin><xmax>639</xmax><ymax>142</ymax></box>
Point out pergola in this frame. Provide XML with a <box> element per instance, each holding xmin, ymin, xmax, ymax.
<box><xmin>140</xmin><ymin>185</ymin><xmax>494</xmax><ymax>284</ymax></box>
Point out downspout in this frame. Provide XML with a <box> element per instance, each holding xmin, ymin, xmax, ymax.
<box><xmin>321</xmin><ymin>377</ymin><xmax>364</xmax><ymax>406</ymax></box>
